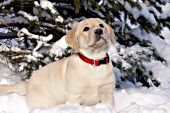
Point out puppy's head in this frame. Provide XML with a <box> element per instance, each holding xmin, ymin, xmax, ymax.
<box><xmin>66</xmin><ymin>18</ymin><xmax>115</xmax><ymax>52</ymax></box>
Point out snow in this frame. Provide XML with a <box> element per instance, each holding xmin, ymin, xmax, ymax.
<box><xmin>0</xmin><ymin>44</ymin><xmax>30</xmax><ymax>53</ymax></box>
<box><xmin>161</xmin><ymin>3</ymin><xmax>170</xmax><ymax>19</ymax></box>
<box><xmin>0</xmin><ymin>28</ymin><xmax>9</xmax><ymax>34</ymax></box>
<box><xmin>118</xmin><ymin>1</ymin><xmax>158</xmax><ymax>25</ymax></box>
<box><xmin>50</xmin><ymin>35</ymin><xmax>68</xmax><ymax>56</ymax></box>
<box><xmin>31</xmin><ymin>104</ymin><xmax>114</xmax><ymax>113</ymax></box>
<box><xmin>17</xmin><ymin>28</ymin><xmax>53</xmax><ymax>53</ymax></box>
<box><xmin>0</xmin><ymin>0</ymin><xmax>13</xmax><ymax>7</ymax></box>
<box><xmin>115</xmin><ymin>86</ymin><xmax>170</xmax><ymax>113</ymax></box>
<box><xmin>18</xmin><ymin>11</ymin><xmax>39</xmax><ymax>21</ymax></box>
<box><xmin>131</xmin><ymin>27</ymin><xmax>170</xmax><ymax>66</ymax></box>
<box><xmin>0</xmin><ymin>63</ymin><xmax>22</xmax><ymax>84</ymax></box>
<box><xmin>149</xmin><ymin>33</ymin><xmax>170</xmax><ymax>65</ymax></box>
<box><xmin>98</xmin><ymin>0</ymin><xmax>104</xmax><ymax>6</ymax></box>
<box><xmin>161</xmin><ymin>27</ymin><xmax>170</xmax><ymax>44</ymax></box>
<box><xmin>0</xmin><ymin>93</ymin><xmax>28</xmax><ymax>113</ymax></box>
<box><xmin>17</xmin><ymin>28</ymin><xmax>53</xmax><ymax>42</ymax></box>
<box><xmin>0</xmin><ymin>15</ymin><xmax>28</xmax><ymax>24</ymax></box>
<box><xmin>146</xmin><ymin>60</ymin><xmax>170</xmax><ymax>86</ymax></box>
<box><xmin>34</xmin><ymin>0</ymin><xmax>64</xmax><ymax>23</ymax></box>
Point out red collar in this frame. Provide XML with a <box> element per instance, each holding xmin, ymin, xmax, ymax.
<box><xmin>78</xmin><ymin>53</ymin><xmax>109</xmax><ymax>66</ymax></box>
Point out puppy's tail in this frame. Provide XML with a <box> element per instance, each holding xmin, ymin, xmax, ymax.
<box><xmin>0</xmin><ymin>81</ymin><xmax>27</xmax><ymax>95</ymax></box>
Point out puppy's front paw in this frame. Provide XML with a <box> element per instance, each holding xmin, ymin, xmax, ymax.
<box><xmin>100</xmin><ymin>95</ymin><xmax>115</xmax><ymax>108</ymax></box>
<box><xmin>66</xmin><ymin>94</ymin><xmax>81</xmax><ymax>105</ymax></box>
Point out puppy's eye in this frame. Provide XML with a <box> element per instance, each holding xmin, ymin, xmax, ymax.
<box><xmin>99</xmin><ymin>24</ymin><xmax>104</xmax><ymax>28</ymax></box>
<box><xmin>83</xmin><ymin>27</ymin><xmax>90</xmax><ymax>32</ymax></box>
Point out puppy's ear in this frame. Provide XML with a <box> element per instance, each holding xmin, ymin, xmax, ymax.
<box><xmin>105</xmin><ymin>24</ymin><xmax>115</xmax><ymax>44</ymax></box>
<box><xmin>66</xmin><ymin>26</ymin><xmax>79</xmax><ymax>51</ymax></box>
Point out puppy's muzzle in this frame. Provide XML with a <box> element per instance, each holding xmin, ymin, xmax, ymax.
<box><xmin>94</xmin><ymin>28</ymin><xmax>103</xmax><ymax>41</ymax></box>
<box><xmin>94</xmin><ymin>28</ymin><xmax>107</xmax><ymax>43</ymax></box>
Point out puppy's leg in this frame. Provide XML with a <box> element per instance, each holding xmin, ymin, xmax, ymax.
<box><xmin>100</xmin><ymin>94</ymin><xmax>114</xmax><ymax>107</ymax></box>
<box><xmin>26</xmin><ymin>82</ymin><xmax>58</xmax><ymax>109</ymax></box>
<box><xmin>99</xmin><ymin>83</ymin><xmax>115</xmax><ymax>107</ymax></box>
<box><xmin>66</xmin><ymin>94</ymin><xmax>81</xmax><ymax>105</ymax></box>
<box><xmin>26</xmin><ymin>90</ymin><xmax>56</xmax><ymax>109</ymax></box>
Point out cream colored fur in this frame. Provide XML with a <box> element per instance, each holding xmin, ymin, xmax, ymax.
<box><xmin>0</xmin><ymin>18</ymin><xmax>116</xmax><ymax>110</ymax></box>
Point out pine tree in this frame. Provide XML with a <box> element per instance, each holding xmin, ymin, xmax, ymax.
<box><xmin>0</xmin><ymin>0</ymin><xmax>169</xmax><ymax>86</ymax></box>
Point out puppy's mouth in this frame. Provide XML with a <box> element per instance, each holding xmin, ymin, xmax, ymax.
<box><xmin>89</xmin><ymin>34</ymin><xmax>107</xmax><ymax>48</ymax></box>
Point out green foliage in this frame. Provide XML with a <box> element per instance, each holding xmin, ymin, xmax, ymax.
<box><xmin>113</xmin><ymin>43</ymin><xmax>163</xmax><ymax>87</ymax></box>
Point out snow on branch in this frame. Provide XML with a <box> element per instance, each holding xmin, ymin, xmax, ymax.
<box><xmin>161</xmin><ymin>3</ymin><xmax>170</xmax><ymax>19</ymax></box>
<box><xmin>0</xmin><ymin>0</ymin><xmax>14</xmax><ymax>7</ymax></box>
<box><xmin>34</xmin><ymin>0</ymin><xmax>64</xmax><ymax>23</ymax></box>
<box><xmin>40</xmin><ymin>22</ymin><xmax>64</xmax><ymax>32</ymax></box>
<box><xmin>118</xmin><ymin>1</ymin><xmax>158</xmax><ymax>25</ymax></box>
<box><xmin>17</xmin><ymin>28</ymin><xmax>53</xmax><ymax>42</ymax></box>
<box><xmin>0</xmin><ymin>15</ymin><xmax>28</xmax><ymax>25</ymax></box>
<box><xmin>98</xmin><ymin>0</ymin><xmax>104</xmax><ymax>6</ymax></box>
<box><xmin>18</xmin><ymin>11</ymin><xmax>39</xmax><ymax>22</ymax></box>
<box><xmin>0</xmin><ymin>45</ymin><xmax>31</xmax><ymax>54</ymax></box>
<box><xmin>17</xmin><ymin>28</ymin><xmax>53</xmax><ymax>57</ymax></box>
<box><xmin>0</xmin><ymin>16</ymin><xmax>64</xmax><ymax>33</ymax></box>
<box><xmin>50</xmin><ymin>35</ymin><xmax>68</xmax><ymax>56</ymax></box>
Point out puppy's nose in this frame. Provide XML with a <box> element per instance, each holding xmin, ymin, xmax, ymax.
<box><xmin>94</xmin><ymin>28</ymin><xmax>103</xmax><ymax>35</ymax></box>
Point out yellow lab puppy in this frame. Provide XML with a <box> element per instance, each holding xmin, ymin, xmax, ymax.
<box><xmin>0</xmin><ymin>18</ymin><xmax>116</xmax><ymax>110</ymax></box>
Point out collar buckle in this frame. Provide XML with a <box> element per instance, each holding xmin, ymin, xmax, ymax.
<box><xmin>93</xmin><ymin>60</ymin><xmax>100</xmax><ymax>66</ymax></box>
<box><xmin>93</xmin><ymin>60</ymin><xmax>96</xmax><ymax>66</ymax></box>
